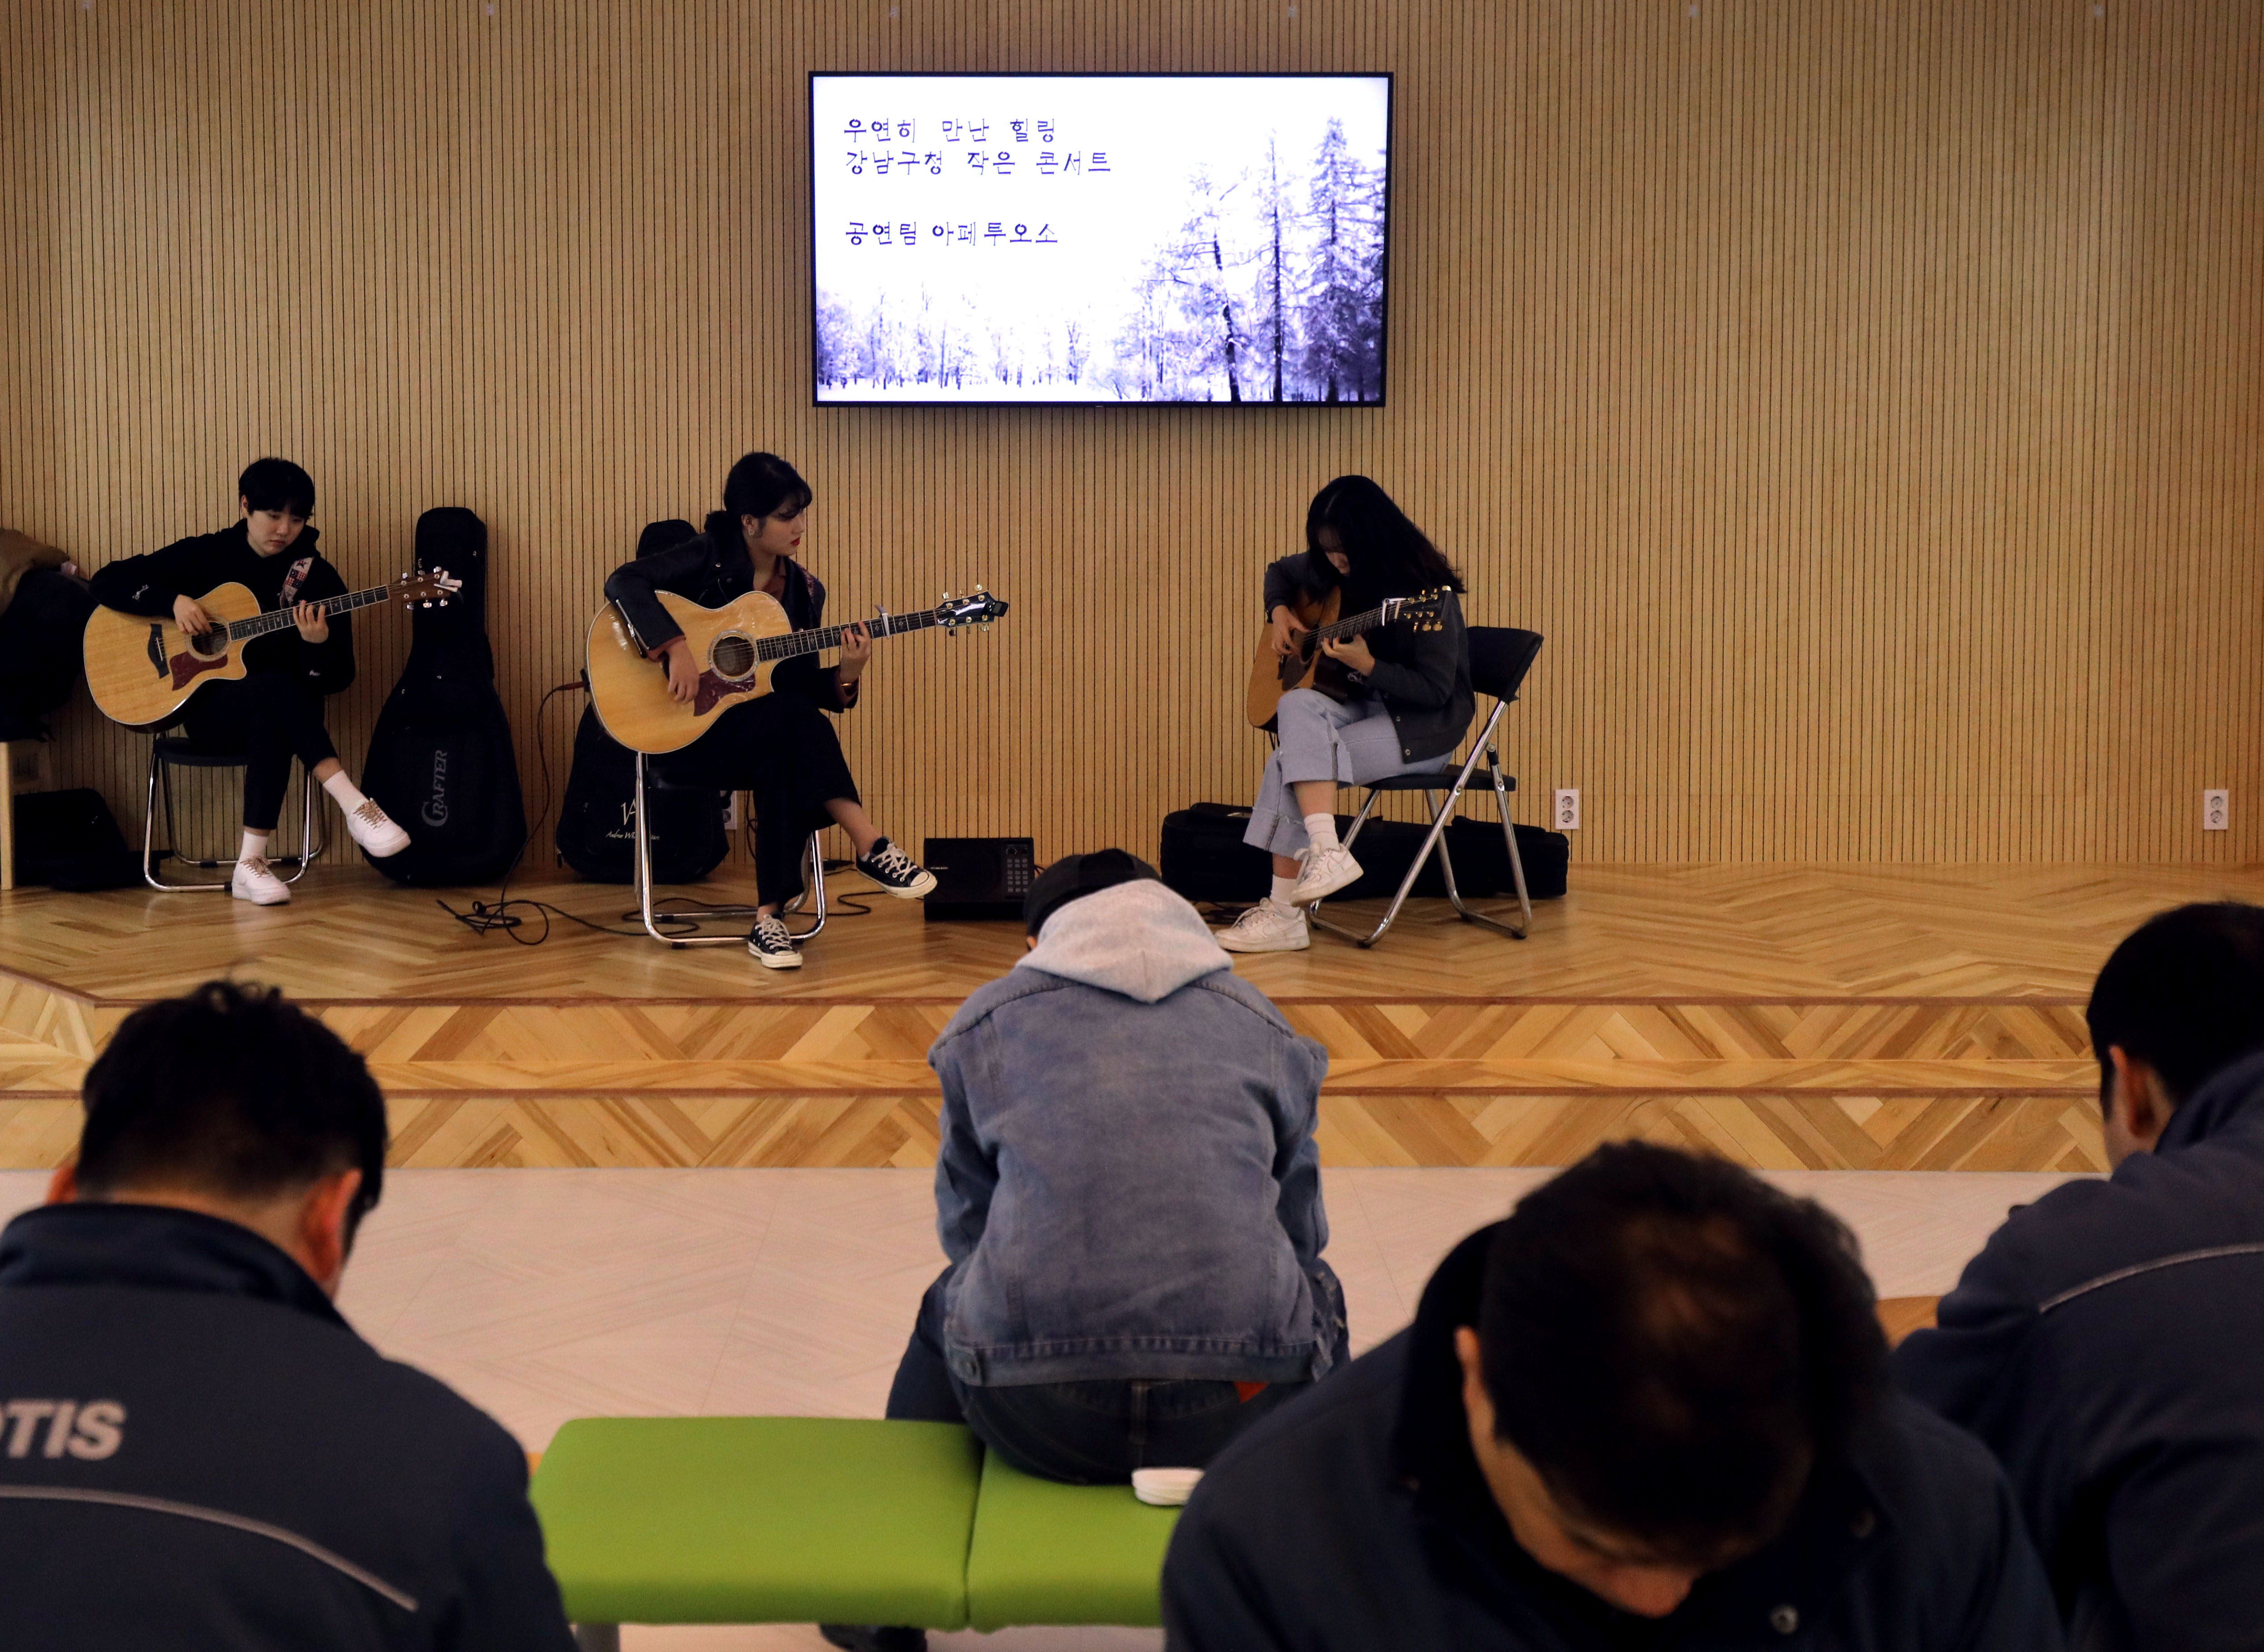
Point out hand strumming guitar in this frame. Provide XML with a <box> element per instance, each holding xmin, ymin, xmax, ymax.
<box><xmin>1321</xmin><ymin>634</ymin><xmax>1376</xmax><ymax>676</ymax></box>
<box><xmin>653</xmin><ymin>636</ymin><xmax>701</xmax><ymax>705</ymax></box>
<box><xmin>1269</xmin><ymin>605</ymin><xmax>1308</xmax><ymax>660</ymax></box>
<box><xmin>172</xmin><ymin>594</ymin><xmax>214</xmax><ymax>637</ymax></box>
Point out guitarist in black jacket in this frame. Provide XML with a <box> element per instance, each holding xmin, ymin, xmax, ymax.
<box><xmin>602</xmin><ymin>451</ymin><xmax>933</xmax><ymax>969</ymax></box>
<box><xmin>88</xmin><ymin>458</ymin><xmax>412</xmax><ymax>904</ymax></box>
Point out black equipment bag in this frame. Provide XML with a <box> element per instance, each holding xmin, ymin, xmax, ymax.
<box><xmin>0</xmin><ymin>568</ymin><xmax>97</xmax><ymax>742</ymax></box>
<box><xmin>554</xmin><ymin>518</ymin><xmax>727</xmax><ymax>886</ymax></box>
<box><xmin>9</xmin><ymin>787</ymin><xmax>145</xmax><ymax>891</ymax></box>
<box><xmin>360</xmin><ymin>508</ymin><xmax>527</xmax><ymax>886</ymax></box>
<box><xmin>1160</xmin><ymin>801</ymin><xmax>1569</xmax><ymax>905</ymax></box>
<box><xmin>554</xmin><ymin>702</ymin><xmax>729</xmax><ymax>884</ymax></box>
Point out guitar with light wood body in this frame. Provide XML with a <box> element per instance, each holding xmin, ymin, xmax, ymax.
<box><xmin>586</xmin><ymin>585</ymin><xmax>1010</xmax><ymax>754</ymax></box>
<box><xmin>1245</xmin><ymin>586</ymin><xmax>1449</xmax><ymax>729</ymax></box>
<box><xmin>83</xmin><ymin>570</ymin><xmax>461</xmax><ymax>729</ymax></box>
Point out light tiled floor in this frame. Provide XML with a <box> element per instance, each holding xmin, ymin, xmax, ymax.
<box><xmin>0</xmin><ymin>1165</ymin><xmax>2081</xmax><ymax>1652</ymax></box>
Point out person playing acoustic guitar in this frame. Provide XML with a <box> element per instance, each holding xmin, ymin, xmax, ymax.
<box><xmin>602</xmin><ymin>451</ymin><xmax>935</xmax><ymax>970</ymax></box>
<box><xmin>88</xmin><ymin>458</ymin><xmax>412</xmax><ymax>905</ymax></box>
<box><xmin>1217</xmin><ymin>476</ymin><xmax>1473</xmax><ymax>955</ymax></box>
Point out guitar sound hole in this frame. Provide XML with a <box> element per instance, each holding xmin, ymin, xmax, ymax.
<box><xmin>710</xmin><ymin>634</ymin><xmax>756</xmax><ymax>678</ymax></box>
<box><xmin>189</xmin><ymin>629</ymin><xmax>230</xmax><ymax>660</ymax></box>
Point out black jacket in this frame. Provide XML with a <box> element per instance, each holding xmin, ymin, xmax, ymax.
<box><xmin>1896</xmin><ymin>1051</ymin><xmax>2264</xmax><ymax>1651</ymax></box>
<box><xmin>602</xmin><ymin>526</ymin><xmax>857</xmax><ymax>712</ymax></box>
<box><xmin>1164</xmin><ymin>1222</ymin><xmax>2062</xmax><ymax>1652</ymax></box>
<box><xmin>89</xmin><ymin>522</ymin><xmax>356</xmax><ymax>694</ymax></box>
<box><xmin>1262</xmin><ymin>553</ymin><xmax>1473</xmax><ymax>763</ymax></box>
<box><xmin>0</xmin><ymin>1202</ymin><xmax>575</xmax><ymax>1652</ymax></box>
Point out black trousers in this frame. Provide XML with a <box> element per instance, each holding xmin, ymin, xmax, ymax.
<box><xmin>178</xmin><ymin>672</ymin><xmax>337</xmax><ymax>832</ymax></box>
<box><xmin>652</xmin><ymin>691</ymin><xmax>859</xmax><ymax>907</ymax></box>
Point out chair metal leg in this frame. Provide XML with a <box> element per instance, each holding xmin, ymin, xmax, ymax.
<box><xmin>277</xmin><ymin>765</ymin><xmax>322</xmax><ymax>883</ymax></box>
<box><xmin>781</xmin><ymin>833</ymin><xmax>827</xmax><ymax>940</ymax></box>
<box><xmin>143</xmin><ymin>742</ymin><xmax>234</xmax><ymax>893</ymax></box>
<box><xmin>1312</xmin><ymin>785</ymin><xmax>1463</xmax><ymax>949</ymax></box>
<box><xmin>632</xmin><ymin>755</ymin><xmax>768</xmax><ymax>947</ymax></box>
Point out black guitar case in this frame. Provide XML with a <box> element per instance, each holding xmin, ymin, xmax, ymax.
<box><xmin>360</xmin><ymin>507</ymin><xmax>527</xmax><ymax>885</ymax></box>
<box><xmin>554</xmin><ymin>519</ymin><xmax>730</xmax><ymax>885</ymax></box>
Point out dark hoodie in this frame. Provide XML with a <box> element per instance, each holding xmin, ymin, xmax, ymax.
<box><xmin>0</xmin><ymin>1202</ymin><xmax>574</xmax><ymax>1652</ymax></box>
<box><xmin>89</xmin><ymin>522</ymin><xmax>356</xmax><ymax>694</ymax></box>
<box><xmin>1896</xmin><ymin>1050</ymin><xmax>2264</xmax><ymax>1651</ymax></box>
<box><xmin>1163</xmin><ymin>1222</ymin><xmax>2061</xmax><ymax>1652</ymax></box>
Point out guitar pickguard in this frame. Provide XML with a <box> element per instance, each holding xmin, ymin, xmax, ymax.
<box><xmin>693</xmin><ymin>670</ymin><xmax>758</xmax><ymax>717</ymax></box>
<box><xmin>169</xmin><ymin>649</ymin><xmax>230</xmax><ymax>692</ymax></box>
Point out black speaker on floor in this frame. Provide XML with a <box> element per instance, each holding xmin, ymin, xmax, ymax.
<box><xmin>922</xmin><ymin>836</ymin><xmax>1035</xmax><ymax>922</ymax></box>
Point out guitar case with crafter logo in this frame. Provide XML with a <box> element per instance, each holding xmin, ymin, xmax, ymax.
<box><xmin>360</xmin><ymin>507</ymin><xmax>527</xmax><ymax>885</ymax></box>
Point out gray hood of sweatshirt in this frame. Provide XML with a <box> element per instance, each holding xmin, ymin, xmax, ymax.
<box><xmin>1013</xmin><ymin>877</ymin><xmax>1232</xmax><ymax>1004</ymax></box>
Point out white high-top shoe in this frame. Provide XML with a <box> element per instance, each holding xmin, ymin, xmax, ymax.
<box><xmin>231</xmin><ymin>856</ymin><xmax>291</xmax><ymax>906</ymax></box>
<box><xmin>1215</xmin><ymin>898</ymin><xmax>1310</xmax><ymax>953</ymax></box>
<box><xmin>345</xmin><ymin>798</ymin><xmax>411</xmax><ymax>858</ymax></box>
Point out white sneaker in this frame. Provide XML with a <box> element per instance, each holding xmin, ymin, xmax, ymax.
<box><xmin>1289</xmin><ymin>843</ymin><xmax>1363</xmax><ymax>906</ymax></box>
<box><xmin>1215</xmin><ymin>898</ymin><xmax>1310</xmax><ymax>953</ymax></box>
<box><xmin>231</xmin><ymin>856</ymin><xmax>291</xmax><ymax>906</ymax></box>
<box><xmin>347</xmin><ymin>798</ymin><xmax>411</xmax><ymax>858</ymax></box>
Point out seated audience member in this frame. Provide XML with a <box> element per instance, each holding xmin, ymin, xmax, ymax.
<box><xmin>830</xmin><ymin>853</ymin><xmax>1349</xmax><ymax>1650</ymax></box>
<box><xmin>1898</xmin><ymin>901</ymin><xmax>2264</xmax><ymax>1650</ymax></box>
<box><xmin>0</xmin><ymin>982</ymin><xmax>574</xmax><ymax>1651</ymax></box>
<box><xmin>1163</xmin><ymin>1143</ymin><xmax>2059</xmax><ymax>1651</ymax></box>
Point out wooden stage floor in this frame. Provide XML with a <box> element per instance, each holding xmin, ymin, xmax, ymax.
<box><xmin>6</xmin><ymin>862</ymin><xmax>2258</xmax><ymax>1172</ymax></box>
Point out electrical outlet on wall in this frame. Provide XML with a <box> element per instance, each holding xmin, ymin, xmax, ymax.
<box><xmin>1553</xmin><ymin>789</ymin><xmax>1580</xmax><ymax>832</ymax></box>
<box><xmin>2204</xmin><ymin>789</ymin><xmax>2229</xmax><ymax>832</ymax></box>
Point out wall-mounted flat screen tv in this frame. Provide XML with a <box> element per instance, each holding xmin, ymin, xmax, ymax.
<box><xmin>811</xmin><ymin>72</ymin><xmax>1392</xmax><ymax>406</ymax></box>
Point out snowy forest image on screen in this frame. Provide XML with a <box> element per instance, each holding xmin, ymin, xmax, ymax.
<box><xmin>812</xmin><ymin>75</ymin><xmax>1391</xmax><ymax>404</ymax></box>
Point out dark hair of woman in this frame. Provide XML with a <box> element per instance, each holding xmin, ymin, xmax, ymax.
<box><xmin>1303</xmin><ymin>475</ymin><xmax>1464</xmax><ymax>606</ymax></box>
<box><xmin>705</xmin><ymin>452</ymin><xmax>814</xmax><ymax>549</ymax></box>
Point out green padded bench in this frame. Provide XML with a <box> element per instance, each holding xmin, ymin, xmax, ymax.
<box><xmin>530</xmin><ymin>1417</ymin><xmax>1184</xmax><ymax>1648</ymax></box>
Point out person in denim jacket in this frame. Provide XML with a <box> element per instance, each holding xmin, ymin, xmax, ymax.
<box><xmin>883</xmin><ymin>849</ymin><xmax>1347</xmax><ymax>1483</ymax></box>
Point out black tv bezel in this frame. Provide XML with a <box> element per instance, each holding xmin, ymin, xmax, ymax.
<box><xmin>808</xmin><ymin>69</ymin><xmax>1395</xmax><ymax>411</ymax></box>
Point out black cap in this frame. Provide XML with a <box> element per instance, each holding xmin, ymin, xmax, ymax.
<box><xmin>1024</xmin><ymin>849</ymin><xmax>1162</xmax><ymax>937</ymax></box>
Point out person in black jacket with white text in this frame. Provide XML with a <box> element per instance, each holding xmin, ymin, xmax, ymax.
<box><xmin>88</xmin><ymin>458</ymin><xmax>412</xmax><ymax>904</ymax></box>
<box><xmin>1898</xmin><ymin>901</ymin><xmax>2264</xmax><ymax>1652</ymax></box>
<box><xmin>1163</xmin><ymin>1144</ymin><xmax>2062</xmax><ymax>1652</ymax></box>
<box><xmin>602</xmin><ymin>452</ymin><xmax>934</xmax><ymax>969</ymax></box>
<box><xmin>0</xmin><ymin>981</ymin><xmax>574</xmax><ymax>1652</ymax></box>
<box><xmin>1217</xmin><ymin>475</ymin><xmax>1474</xmax><ymax>954</ymax></box>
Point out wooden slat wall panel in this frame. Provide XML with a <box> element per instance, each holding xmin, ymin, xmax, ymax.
<box><xmin>2</xmin><ymin>0</ymin><xmax>2259</xmax><ymax>868</ymax></box>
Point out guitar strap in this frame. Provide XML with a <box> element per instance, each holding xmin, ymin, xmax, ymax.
<box><xmin>278</xmin><ymin>555</ymin><xmax>315</xmax><ymax>606</ymax></box>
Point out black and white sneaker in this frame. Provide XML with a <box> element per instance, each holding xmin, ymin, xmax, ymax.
<box><xmin>747</xmin><ymin>913</ymin><xmax>803</xmax><ymax>970</ymax></box>
<box><xmin>855</xmin><ymin>837</ymin><xmax>938</xmax><ymax>900</ymax></box>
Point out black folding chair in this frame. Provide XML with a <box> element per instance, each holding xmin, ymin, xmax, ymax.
<box><xmin>1308</xmin><ymin>627</ymin><xmax>1543</xmax><ymax>949</ymax></box>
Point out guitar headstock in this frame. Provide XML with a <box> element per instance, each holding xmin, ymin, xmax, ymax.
<box><xmin>396</xmin><ymin>568</ymin><xmax>465</xmax><ymax>609</ymax></box>
<box><xmin>935</xmin><ymin>586</ymin><xmax>1010</xmax><ymax>632</ymax></box>
<box><xmin>1380</xmin><ymin>586</ymin><xmax>1451</xmax><ymax>632</ymax></box>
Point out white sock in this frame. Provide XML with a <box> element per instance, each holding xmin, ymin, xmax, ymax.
<box><xmin>1270</xmin><ymin>873</ymin><xmax>1301</xmax><ymax>907</ymax></box>
<box><xmin>240</xmin><ymin>829</ymin><xmax>271</xmax><ymax>865</ymax></box>
<box><xmin>1303</xmin><ymin>813</ymin><xmax>1340</xmax><ymax>854</ymax></box>
<box><xmin>321</xmin><ymin>771</ymin><xmax>368</xmax><ymax>812</ymax></box>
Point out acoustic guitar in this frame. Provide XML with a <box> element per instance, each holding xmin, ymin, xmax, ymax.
<box><xmin>83</xmin><ymin>570</ymin><xmax>462</xmax><ymax>729</ymax></box>
<box><xmin>1245</xmin><ymin>586</ymin><xmax>1450</xmax><ymax>729</ymax></box>
<box><xmin>586</xmin><ymin>586</ymin><xmax>1010</xmax><ymax>754</ymax></box>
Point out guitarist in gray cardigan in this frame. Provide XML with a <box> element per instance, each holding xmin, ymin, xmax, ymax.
<box><xmin>601</xmin><ymin>451</ymin><xmax>934</xmax><ymax>969</ymax></box>
<box><xmin>1219</xmin><ymin>475</ymin><xmax>1474</xmax><ymax>955</ymax></box>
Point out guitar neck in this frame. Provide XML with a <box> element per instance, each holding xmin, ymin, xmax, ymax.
<box><xmin>1313</xmin><ymin>603</ymin><xmax>1394</xmax><ymax>645</ymax></box>
<box><xmin>226</xmin><ymin>585</ymin><xmax>395</xmax><ymax>642</ymax></box>
<box><xmin>757</xmin><ymin>607</ymin><xmax>945</xmax><ymax>662</ymax></box>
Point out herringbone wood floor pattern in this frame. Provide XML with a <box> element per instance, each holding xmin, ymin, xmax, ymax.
<box><xmin>7</xmin><ymin>862</ymin><xmax>2249</xmax><ymax>1170</ymax></box>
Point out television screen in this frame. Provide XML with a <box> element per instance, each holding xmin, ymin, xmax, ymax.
<box><xmin>811</xmin><ymin>73</ymin><xmax>1392</xmax><ymax>406</ymax></box>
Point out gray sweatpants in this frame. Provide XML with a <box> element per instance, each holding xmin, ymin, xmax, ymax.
<box><xmin>1243</xmin><ymin>689</ymin><xmax>1451</xmax><ymax>859</ymax></box>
